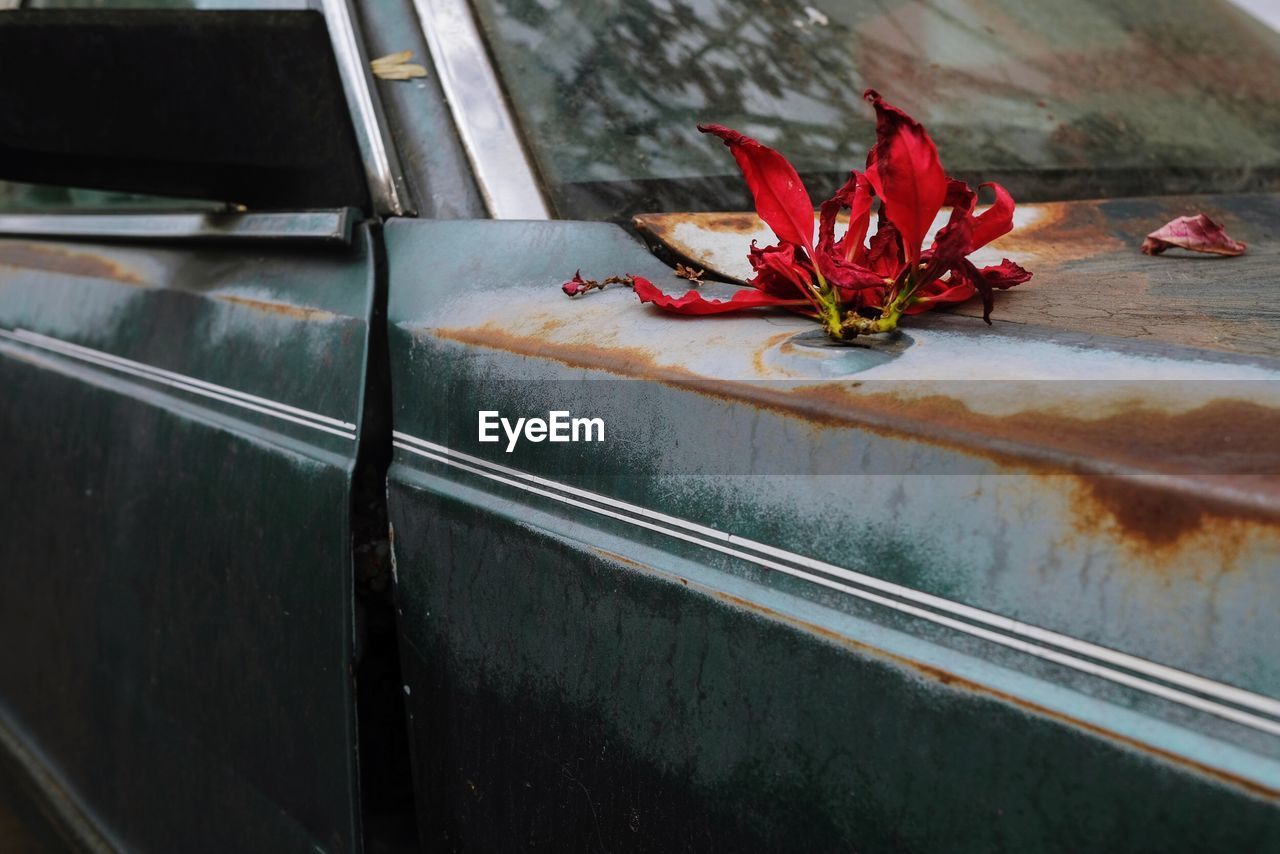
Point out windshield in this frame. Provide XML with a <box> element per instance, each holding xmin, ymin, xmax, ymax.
<box><xmin>471</xmin><ymin>0</ymin><xmax>1280</xmax><ymax>220</ymax></box>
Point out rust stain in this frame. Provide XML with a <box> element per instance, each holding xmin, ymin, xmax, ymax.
<box><xmin>587</xmin><ymin>546</ymin><xmax>651</xmax><ymax>574</ymax></box>
<box><xmin>987</xmin><ymin>199</ymin><xmax>1126</xmax><ymax>262</ymax></box>
<box><xmin>216</xmin><ymin>295</ymin><xmax>338</xmax><ymax>322</ymax></box>
<box><xmin>436</xmin><ymin>321</ymin><xmax>1280</xmax><ymax>554</ymax></box>
<box><xmin>792</xmin><ymin>386</ymin><xmax>1280</xmax><ymax>473</ymax></box>
<box><xmin>753</xmin><ymin>330</ymin><xmax>797</xmax><ymax>376</ymax></box>
<box><xmin>1064</xmin><ymin>475</ymin><xmax>1271</xmax><ymax>570</ymax></box>
<box><xmin>436</xmin><ymin>322</ymin><xmax>700</xmax><ymax>383</ymax></box>
<box><xmin>784</xmin><ymin>386</ymin><xmax>1280</xmax><ymax>553</ymax></box>
<box><xmin>0</xmin><ymin>242</ymin><xmax>145</xmax><ymax>286</ymax></box>
<box><xmin>442</xmin><ymin>320</ymin><xmax>1280</xmax><ymax>540</ymax></box>
<box><xmin>635</xmin><ymin>211</ymin><xmax>765</xmax><ymax>238</ymax></box>
<box><xmin>589</xmin><ymin>546</ymin><xmax>1279</xmax><ymax>802</ymax></box>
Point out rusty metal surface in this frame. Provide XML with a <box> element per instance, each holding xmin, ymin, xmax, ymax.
<box><xmin>384</xmin><ymin>215</ymin><xmax>1280</xmax><ymax>839</ymax></box>
<box><xmin>0</xmin><ymin>241</ymin><xmax>147</xmax><ymax>286</ymax></box>
<box><xmin>635</xmin><ymin>193</ymin><xmax>1280</xmax><ymax>359</ymax></box>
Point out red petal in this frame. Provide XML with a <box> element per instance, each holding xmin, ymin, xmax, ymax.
<box><xmin>818</xmin><ymin>171</ymin><xmax>873</xmax><ymax>262</ymax></box>
<box><xmin>979</xmin><ymin>259</ymin><xmax>1032</xmax><ymax>289</ymax></box>
<box><xmin>905</xmin><ymin>276</ymin><xmax>975</xmax><ymax>314</ymax></box>
<box><xmin>865</xmin><ymin>215</ymin><xmax>904</xmax><ymax>279</ymax></box>
<box><xmin>919</xmin><ymin>213</ymin><xmax>974</xmax><ymax>284</ymax></box>
<box><xmin>748</xmin><ymin>241</ymin><xmax>814</xmax><ymax>298</ymax></box>
<box><xmin>633</xmin><ymin>275</ymin><xmax>806</xmax><ymax>315</ymax></box>
<box><xmin>816</xmin><ymin>254</ymin><xmax>887</xmax><ymax>304</ymax></box>
<box><xmin>970</xmin><ymin>182</ymin><xmax>1016</xmax><ymax>249</ymax></box>
<box><xmin>1141</xmin><ymin>213</ymin><xmax>1247</xmax><ymax>256</ymax></box>
<box><xmin>862</xmin><ymin>90</ymin><xmax>947</xmax><ymax>266</ymax></box>
<box><xmin>945</xmin><ymin>179</ymin><xmax>975</xmax><ymax>213</ymax></box>
<box><xmin>699</xmin><ymin>124</ymin><xmax>815</xmax><ymax>250</ymax></box>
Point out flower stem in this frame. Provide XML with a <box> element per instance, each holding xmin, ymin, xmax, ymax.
<box><xmin>840</xmin><ymin>303</ymin><xmax>902</xmax><ymax>336</ymax></box>
<box><xmin>835</xmin><ymin>267</ymin><xmax>920</xmax><ymax>339</ymax></box>
<box><xmin>811</xmin><ymin>268</ymin><xmax>852</xmax><ymax>341</ymax></box>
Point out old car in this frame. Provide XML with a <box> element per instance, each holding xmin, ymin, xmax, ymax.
<box><xmin>1</xmin><ymin>0</ymin><xmax>1278</xmax><ymax>851</ymax></box>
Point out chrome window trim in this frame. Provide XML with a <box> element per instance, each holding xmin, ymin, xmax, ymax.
<box><xmin>0</xmin><ymin>210</ymin><xmax>356</xmax><ymax>244</ymax></box>
<box><xmin>321</xmin><ymin>0</ymin><xmax>412</xmax><ymax>216</ymax></box>
<box><xmin>411</xmin><ymin>0</ymin><xmax>552</xmax><ymax>220</ymax></box>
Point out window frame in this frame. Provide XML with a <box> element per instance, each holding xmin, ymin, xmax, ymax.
<box><xmin>0</xmin><ymin>0</ymin><xmax>405</xmax><ymax>239</ymax></box>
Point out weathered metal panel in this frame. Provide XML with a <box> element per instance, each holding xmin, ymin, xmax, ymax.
<box><xmin>0</xmin><ymin>231</ymin><xmax>373</xmax><ymax>851</ymax></box>
<box><xmin>384</xmin><ymin>208</ymin><xmax>1279</xmax><ymax>849</ymax></box>
<box><xmin>389</xmin><ymin>488</ymin><xmax>1280</xmax><ymax>851</ymax></box>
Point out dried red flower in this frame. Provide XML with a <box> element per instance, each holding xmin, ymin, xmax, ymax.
<box><xmin>560</xmin><ymin>271</ymin><xmax>636</xmax><ymax>298</ymax></box>
<box><xmin>627</xmin><ymin>91</ymin><xmax>1033</xmax><ymax>339</ymax></box>
<box><xmin>561</xmin><ymin>270</ymin><xmax>590</xmax><ymax>297</ymax></box>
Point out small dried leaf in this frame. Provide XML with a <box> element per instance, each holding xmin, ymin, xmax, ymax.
<box><xmin>675</xmin><ymin>263</ymin><xmax>704</xmax><ymax>283</ymax></box>
<box><xmin>374</xmin><ymin>65</ymin><xmax>428</xmax><ymax>80</ymax></box>
<box><xmin>371</xmin><ymin>50</ymin><xmax>413</xmax><ymax>67</ymax></box>
<box><xmin>371</xmin><ymin>51</ymin><xmax>428</xmax><ymax>81</ymax></box>
<box><xmin>1141</xmin><ymin>213</ymin><xmax>1246</xmax><ymax>257</ymax></box>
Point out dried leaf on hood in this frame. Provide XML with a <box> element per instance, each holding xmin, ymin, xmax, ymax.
<box><xmin>674</xmin><ymin>263</ymin><xmax>705</xmax><ymax>283</ymax></box>
<box><xmin>1141</xmin><ymin>213</ymin><xmax>1247</xmax><ymax>257</ymax></box>
<box><xmin>371</xmin><ymin>50</ymin><xmax>428</xmax><ymax>81</ymax></box>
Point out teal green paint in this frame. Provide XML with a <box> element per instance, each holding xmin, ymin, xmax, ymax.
<box><xmin>382</xmin><ymin>217</ymin><xmax>1280</xmax><ymax>712</ymax></box>
<box><xmin>0</xmin><ymin>229</ymin><xmax>374</xmax><ymax>850</ymax></box>
<box><xmin>388</xmin><ymin>477</ymin><xmax>1280</xmax><ymax>851</ymax></box>
<box><xmin>384</xmin><ymin>216</ymin><xmax>1280</xmax><ymax>849</ymax></box>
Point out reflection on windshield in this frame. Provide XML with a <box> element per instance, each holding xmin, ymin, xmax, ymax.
<box><xmin>471</xmin><ymin>0</ymin><xmax>1280</xmax><ymax>219</ymax></box>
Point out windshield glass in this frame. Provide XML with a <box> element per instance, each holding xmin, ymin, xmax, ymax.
<box><xmin>471</xmin><ymin>0</ymin><xmax>1280</xmax><ymax>220</ymax></box>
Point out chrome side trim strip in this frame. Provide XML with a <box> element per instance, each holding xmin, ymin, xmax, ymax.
<box><xmin>1</xmin><ymin>329</ymin><xmax>357</xmax><ymax>441</ymax></box>
<box><xmin>322</xmin><ymin>0</ymin><xmax>411</xmax><ymax>216</ymax></box>
<box><xmin>392</xmin><ymin>431</ymin><xmax>1280</xmax><ymax>738</ymax></box>
<box><xmin>0</xmin><ymin>210</ymin><xmax>355</xmax><ymax>243</ymax></box>
<box><xmin>0</xmin><ymin>711</ymin><xmax>117</xmax><ymax>854</ymax></box>
<box><xmin>411</xmin><ymin>0</ymin><xmax>552</xmax><ymax>219</ymax></box>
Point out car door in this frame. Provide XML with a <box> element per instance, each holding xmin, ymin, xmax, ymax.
<box><xmin>382</xmin><ymin>0</ymin><xmax>1280</xmax><ymax>850</ymax></box>
<box><xmin>0</xmin><ymin>4</ymin><xmax>395</xmax><ymax>851</ymax></box>
<box><xmin>383</xmin><ymin>212</ymin><xmax>1280</xmax><ymax>852</ymax></box>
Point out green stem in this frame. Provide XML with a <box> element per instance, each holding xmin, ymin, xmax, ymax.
<box><xmin>834</xmin><ymin>266</ymin><xmax>922</xmax><ymax>339</ymax></box>
<box><xmin>811</xmin><ymin>268</ymin><xmax>849</xmax><ymax>341</ymax></box>
<box><xmin>840</xmin><ymin>302</ymin><xmax>902</xmax><ymax>336</ymax></box>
